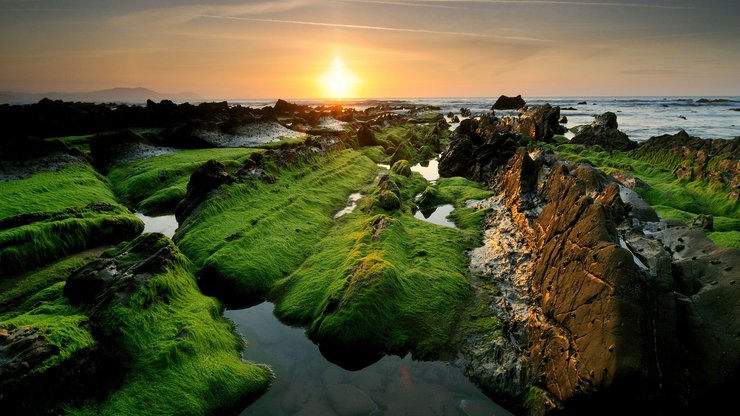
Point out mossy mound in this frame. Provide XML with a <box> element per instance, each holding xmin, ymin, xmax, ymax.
<box><xmin>272</xmin><ymin>172</ymin><xmax>494</xmax><ymax>363</ymax></box>
<box><xmin>0</xmin><ymin>164</ymin><xmax>143</xmax><ymax>278</ymax></box>
<box><xmin>0</xmin><ymin>234</ymin><xmax>273</xmax><ymax>415</ymax></box>
<box><xmin>107</xmin><ymin>148</ymin><xmax>263</xmax><ymax>215</ymax></box>
<box><xmin>273</xmin><ymin>213</ymin><xmax>472</xmax><ymax>363</ymax></box>
<box><xmin>175</xmin><ymin>150</ymin><xmax>379</xmax><ymax>300</ymax></box>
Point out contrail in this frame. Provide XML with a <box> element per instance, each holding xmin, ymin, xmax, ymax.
<box><xmin>198</xmin><ymin>14</ymin><xmax>552</xmax><ymax>43</ymax></box>
<box><xmin>341</xmin><ymin>0</ymin><xmax>694</xmax><ymax>10</ymax></box>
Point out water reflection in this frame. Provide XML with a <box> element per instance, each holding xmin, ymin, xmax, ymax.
<box><xmin>410</xmin><ymin>159</ymin><xmax>440</xmax><ymax>182</ymax></box>
<box><xmin>226</xmin><ymin>302</ymin><xmax>510</xmax><ymax>416</ymax></box>
<box><xmin>414</xmin><ymin>204</ymin><xmax>457</xmax><ymax>229</ymax></box>
<box><xmin>334</xmin><ymin>193</ymin><xmax>363</xmax><ymax>219</ymax></box>
<box><xmin>134</xmin><ymin>212</ymin><xmax>178</xmax><ymax>238</ymax></box>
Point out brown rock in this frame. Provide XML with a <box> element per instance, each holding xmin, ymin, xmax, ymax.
<box><xmin>492</xmin><ymin>95</ymin><xmax>526</xmax><ymax>110</ymax></box>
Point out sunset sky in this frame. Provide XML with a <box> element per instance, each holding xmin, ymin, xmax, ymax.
<box><xmin>1</xmin><ymin>0</ymin><xmax>738</xmax><ymax>99</ymax></box>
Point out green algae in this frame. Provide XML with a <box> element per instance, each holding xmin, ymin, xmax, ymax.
<box><xmin>273</xmin><ymin>212</ymin><xmax>473</xmax><ymax>359</ymax></box>
<box><xmin>107</xmin><ymin>148</ymin><xmax>263</xmax><ymax>215</ymax></box>
<box><xmin>0</xmin><ymin>249</ymin><xmax>102</xmax><ymax>312</ymax></box>
<box><xmin>272</xmin><ymin>170</ymin><xmax>492</xmax><ymax>360</ymax></box>
<box><xmin>374</xmin><ymin>122</ymin><xmax>450</xmax><ymax>165</ymax></box>
<box><xmin>67</xmin><ymin>236</ymin><xmax>272</xmax><ymax>416</ymax></box>
<box><xmin>0</xmin><ymin>164</ymin><xmax>143</xmax><ymax>277</ymax></box>
<box><xmin>0</xmin><ymin>163</ymin><xmax>118</xmax><ymax>220</ymax></box>
<box><xmin>0</xmin><ymin>282</ymin><xmax>96</xmax><ymax>373</ymax></box>
<box><xmin>175</xmin><ymin>150</ymin><xmax>379</xmax><ymax>299</ymax></box>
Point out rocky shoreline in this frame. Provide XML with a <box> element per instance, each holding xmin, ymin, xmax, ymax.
<box><xmin>0</xmin><ymin>97</ymin><xmax>737</xmax><ymax>415</ymax></box>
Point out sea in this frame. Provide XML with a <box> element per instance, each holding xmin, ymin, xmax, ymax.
<box><xmin>226</xmin><ymin>97</ymin><xmax>740</xmax><ymax>142</ymax></box>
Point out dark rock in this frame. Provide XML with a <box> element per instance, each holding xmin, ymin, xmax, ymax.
<box><xmin>691</xmin><ymin>214</ymin><xmax>713</xmax><ymax>231</ymax></box>
<box><xmin>570</xmin><ymin>112</ymin><xmax>637</xmax><ymax>151</ymax></box>
<box><xmin>356</xmin><ymin>122</ymin><xmax>377</xmax><ymax>147</ymax></box>
<box><xmin>516</xmin><ymin>104</ymin><xmax>566</xmax><ymax>142</ymax></box>
<box><xmin>439</xmin><ymin>134</ymin><xmax>475</xmax><ymax>177</ymax></box>
<box><xmin>0</xmin><ymin>327</ymin><xmax>59</xmax><ymax>384</ymax></box>
<box><xmin>0</xmin><ymin>136</ymin><xmax>79</xmax><ymax>161</ymax></box>
<box><xmin>492</xmin><ymin>95</ymin><xmax>526</xmax><ymax>110</ymax></box>
<box><xmin>461</xmin><ymin>107</ymin><xmax>472</xmax><ymax>117</ymax></box>
<box><xmin>578</xmin><ymin>101</ymin><xmax>588</xmax><ymax>105</ymax></box>
<box><xmin>439</xmin><ymin>124</ymin><xmax>520</xmax><ymax>182</ymax></box>
<box><xmin>0</xmin><ymin>325</ymin><xmax>116</xmax><ymax>415</ymax></box>
<box><xmin>89</xmin><ymin>129</ymin><xmax>150</xmax><ymax>172</ymax></box>
<box><xmin>176</xmin><ymin>160</ymin><xmax>234</xmax><ymax>223</ymax></box>
<box><xmin>64</xmin><ymin>233</ymin><xmax>178</xmax><ymax>310</ymax></box>
<box><xmin>559</xmin><ymin>115</ymin><xmax>568</xmax><ymax>124</ymax></box>
<box><xmin>274</xmin><ymin>99</ymin><xmax>303</xmax><ymax>114</ymax></box>
<box><xmin>594</xmin><ymin>111</ymin><xmax>618</xmax><ymax>129</ymax></box>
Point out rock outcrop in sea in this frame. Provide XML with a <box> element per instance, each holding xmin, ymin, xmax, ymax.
<box><xmin>492</xmin><ymin>95</ymin><xmax>527</xmax><ymax>110</ymax></box>
<box><xmin>570</xmin><ymin>112</ymin><xmax>637</xmax><ymax>151</ymax></box>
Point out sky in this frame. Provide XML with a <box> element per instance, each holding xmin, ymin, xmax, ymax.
<box><xmin>0</xmin><ymin>0</ymin><xmax>739</xmax><ymax>98</ymax></box>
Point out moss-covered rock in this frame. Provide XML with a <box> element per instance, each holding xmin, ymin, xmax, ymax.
<box><xmin>390</xmin><ymin>160</ymin><xmax>412</xmax><ymax>177</ymax></box>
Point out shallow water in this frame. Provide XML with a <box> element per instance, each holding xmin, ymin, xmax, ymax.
<box><xmin>226</xmin><ymin>302</ymin><xmax>511</xmax><ymax>416</ymax></box>
<box><xmin>411</xmin><ymin>159</ymin><xmax>440</xmax><ymax>182</ymax></box>
<box><xmin>414</xmin><ymin>204</ymin><xmax>457</xmax><ymax>229</ymax></box>
<box><xmin>134</xmin><ymin>212</ymin><xmax>178</xmax><ymax>238</ymax></box>
<box><xmin>334</xmin><ymin>193</ymin><xmax>363</xmax><ymax>219</ymax></box>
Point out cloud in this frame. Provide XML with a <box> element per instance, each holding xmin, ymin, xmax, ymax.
<box><xmin>342</xmin><ymin>0</ymin><xmax>695</xmax><ymax>10</ymax></box>
<box><xmin>620</xmin><ymin>68</ymin><xmax>688</xmax><ymax>75</ymax></box>
<box><xmin>106</xmin><ymin>0</ymin><xmax>317</xmax><ymax>27</ymax></box>
<box><xmin>197</xmin><ymin>14</ymin><xmax>552</xmax><ymax>43</ymax></box>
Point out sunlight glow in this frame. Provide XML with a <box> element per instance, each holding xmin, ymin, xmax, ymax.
<box><xmin>319</xmin><ymin>57</ymin><xmax>359</xmax><ymax>99</ymax></box>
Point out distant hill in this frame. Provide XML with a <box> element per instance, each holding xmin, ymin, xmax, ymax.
<box><xmin>0</xmin><ymin>87</ymin><xmax>202</xmax><ymax>104</ymax></box>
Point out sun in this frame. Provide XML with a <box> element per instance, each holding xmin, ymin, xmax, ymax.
<box><xmin>319</xmin><ymin>57</ymin><xmax>359</xmax><ymax>99</ymax></box>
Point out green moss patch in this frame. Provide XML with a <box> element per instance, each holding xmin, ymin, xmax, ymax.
<box><xmin>1</xmin><ymin>282</ymin><xmax>96</xmax><ymax>373</ymax></box>
<box><xmin>68</xmin><ymin>236</ymin><xmax>272</xmax><ymax>415</ymax></box>
<box><xmin>108</xmin><ymin>148</ymin><xmax>263</xmax><ymax>215</ymax></box>
<box><xmin>0</xmin><ymin>164</ymin><xmax>143</xmax><ymax>278</ymax></box>
<box><xmin>272</xmin><ymin>171</ymin><xmax>492</xmax><ymax>361</ymax></box>
<box><xmin>0</xmin><ymin>249</ymin><xmax>102</xmax><ymax>313</ymax></box>
<box><xmin>273</xmin><ymin>213</ymin><xmax>473</xmax><ymax>359</ymax></box>
<box><xmin>175</xmin><ymin>150</ymin><xmax>379</xmax><ymax>299</ymax></box>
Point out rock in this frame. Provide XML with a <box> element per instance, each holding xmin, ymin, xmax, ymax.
<box><xmin>632</xmin><ymin>130</ymin><xmax>740</xmax><ymax>198</ymax></box>
<box><xmin>609</xmin><ymin>171</ymin><xmax>650</xmax><ymax>190</ymax></box>
<box><xmin>516</xmin><ymin>104</ymin><xmax>566</xmax><ymax>142</ymax></box>
<box><xmin>570</xmin><ymin>112</ymin><xmax>637</xmax><ymax>151</ymax></box>
<box><xmin>390</xmin><ymin>160</ymin><xmax>412</xmax><ymax>177</ymax></box>
<box><xmin>326</xmin><ymin>383</ymin><xmax>377</xmax><ymax>416</ymax></box>
<box><xmin>64</xmin><ymin>233</ymin><xmax>178</xmax><ymax>310</ymax></box>
<box><xmin>439</xmin><ymin>128</ymin><xmax>520</xmax><ymax>182</ymax></box>
<box><xmin>0</xmin><ymin>327</ymin><xmax>59</xmax><ymax>384</ymax></box>
<box><xmin>594</xmin><ymin>111</ymin><xmax>618</xmax><ymax>129</ymax></box>
<box><xmin>691</xmin><ymin>214</ymin><xmax>713</xmax><ymax>231</ymax></box>
<box><xmin>492</xmin><ymin>95</ymin><xmax>526</xmax><ymax>110</ymax></box>
<box><xmin>274</xmin><ymin>98</ymin><xmax>303</xmax><ymax>113</ymax></box>
<box><xmin>461</xmin><ymin>107</ymin><xmax>472</xmax><ymax>117</ymax></box>
<box><xmin>378</xmin><ymin>190</ymin><xmax>401</xmax><ymax>210</ymax></box>
<box><xmin>578</xmin><ymin>101</ymin><xmax>588</xmax><ymax>105</ymax></box>
<box><xmin>357</xmin><ymin>122</ymin><xmax>377</xmax><ymax>147</ymax></box>
<box><xmin>559</xmin><ymin>115</ymin><xmax>568</xmax><ymax>124</ymax></box>
<box><xmin>439</xmin><ymin>135</ymin><xmax>475</xmax><ymax>177</ymax></box>
<box><xmin>460</xmin><ymin>146</ymin><xmax>740</xmax><ymax>414</ymax></box>
<box><xmin>176</xmin><ymin>160</ymin><xmax>235</xmax><ymax>223</ymax></box>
